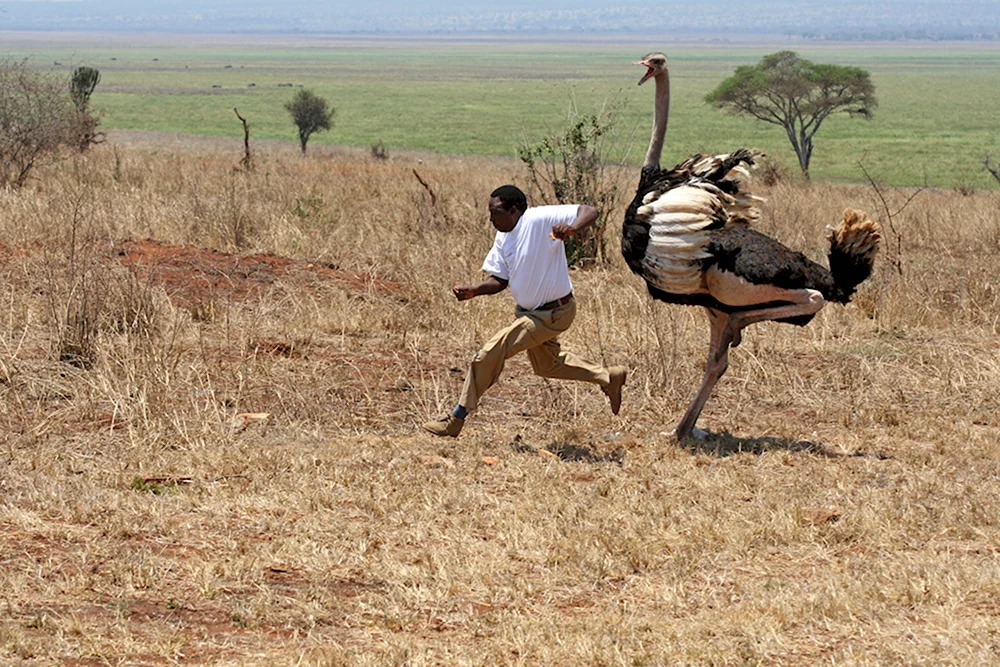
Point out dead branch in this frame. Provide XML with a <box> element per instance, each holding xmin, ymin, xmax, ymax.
<box><xmin>412</xmin><ymin>168</ymin><xmax>437</xmax><ymax>207</ymax></box>
<box><xmin>986</xmin><ymin>155</ymin><xmax>1000</xmax><ymax>186</ymax></box>
<box><xmin>234</xmin><ymin>107</ymin><xmax>254</xmax><ymax>171</ymax></box>
<box><xmin>858</xmin><ymin>158</ymin><xmax>924</xmax><ymax>277</ymax></box>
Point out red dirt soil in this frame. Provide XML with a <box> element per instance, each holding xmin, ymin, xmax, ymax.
<box><xmin>116</xmin><ymin>239</ymin><xmax>398</xmax><ymax>308</ymax></box>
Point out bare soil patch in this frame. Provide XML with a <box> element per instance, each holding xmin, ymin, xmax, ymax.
<box><xmin>117</xmin><ymin>238</ymin><xmax>398</xmax><ymax>310</ymax></box>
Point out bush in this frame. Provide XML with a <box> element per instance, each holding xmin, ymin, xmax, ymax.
<box><xmin>371</xmin><ymin>140</ymin><xmax>389</xmax><ymax>160</ymax></box>
<box><xmin>518</xmin><ymin>105</ymin><xmax>630</xmax><ymax>266</ymax></box>
<box><xmin>757</xmin><ymin>154</ymin><xmax>790</xmax><ymax>187</ymax></box>
<box><xmin>0</xmin><ymin>59</ymin><xmax>82</xmax><ymax>188</ymax></box>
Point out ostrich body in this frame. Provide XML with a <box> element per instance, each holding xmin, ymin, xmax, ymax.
<box><xmin>623</xmin><ymin>53</ymin><xmax>882</xmax><ymax>440</ymax></box>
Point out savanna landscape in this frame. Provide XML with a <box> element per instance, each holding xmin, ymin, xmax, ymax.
<box><xmin>1</xmin><ymin>31</ymin><xmax>1000</xmax><ymax>665</ymax></box>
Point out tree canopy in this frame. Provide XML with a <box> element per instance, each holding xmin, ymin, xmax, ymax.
<box><xmin>705</xmin><ymin>51</ymin><xmax>877</xmax><ymax>178</ymax></box>
<box><xmin>284</xmin><ymin>89</ymin><xmax>334</xmax><ymax>154</ymax></box>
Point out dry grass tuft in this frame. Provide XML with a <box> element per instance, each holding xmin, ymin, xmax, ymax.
<box><xmin>1</xmin><ymin>133</ymin><xmax>998</xmax><ymax>664</ymax></box>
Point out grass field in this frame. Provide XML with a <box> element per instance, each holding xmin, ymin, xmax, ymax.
<box><xmin>4</xmin><ymin>31</ymin><xmax>1000</xmax><ymax>187</ymax></box>
<box><xmin>0</xmin><ymin>127</ymin><xmax>998</xmax><ymax>663</ymax></box>
<box><xmin>2</xmin><ymin>30</ymin><xmax>1000</xmax><ymax>664</ymax></box>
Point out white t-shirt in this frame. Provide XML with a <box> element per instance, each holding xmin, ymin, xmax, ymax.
<box><xmin>482</xmin><ymin>204</ymin><xmax>578</xmax><ymax>311</ymax></box>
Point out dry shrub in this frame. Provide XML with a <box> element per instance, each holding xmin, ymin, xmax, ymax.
<box><xmin>53</xmin><ymin>260</ymin><xmax>160</xmax><ymax>369</ymax></box>
<box><xmin>756</xmin><ymin>152</ymin><xmax>791</xmax><ymax>186</ymax></box>
<box><xmin>0</xmin><ymin>58</ymin><xmax>81</xmax><ymax>188</ymax></box>
<box><xmin>370</xmin><ymin>139</ymin><xmax>389</xmax><ymax>160</ymax></box>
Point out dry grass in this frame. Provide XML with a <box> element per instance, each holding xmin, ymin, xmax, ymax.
<box><xmin>1</xmin><ymin>133</ymin><xmax>999</xmax><ymax>665</ymax></box>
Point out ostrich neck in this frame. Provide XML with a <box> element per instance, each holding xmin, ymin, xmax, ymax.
<box><xmin>643</xmin><ymin>71</ymin><xmax>670</xmax><ymax>170</ymax></box>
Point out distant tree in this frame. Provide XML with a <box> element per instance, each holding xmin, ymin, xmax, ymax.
<box><xmin>69</xmin><ymin>65</ymin><xmax>103</xmax><ymax>151</ymax></box>
<box><xmin>705</xmin><ymin>51</ymin><xmax>877</xmax><ymax>178</ymax></box>
<box><xmin>284</xmin><ymin>89</ymin><xmax>334</xmax><ymax>154</ymax></box>
<box><xmin>0</xmin><ymin>58</ymin><xmax>80</xmax><ymax>188</ymax></box>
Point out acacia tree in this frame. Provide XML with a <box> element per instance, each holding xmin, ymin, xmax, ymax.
<box><xmin>0</xmin><ymin>59</ymin><xmax>80</xmax><ymax>188</ymax></box>
<box><xmin>284</xmin><ymin>89</ymin><xmax>334</xmax><ymax>154</ymax></box>
<box><xmin>705</xmin><ymin>51</ymin><xmax>877</xmax><ymax>178</ymax></box>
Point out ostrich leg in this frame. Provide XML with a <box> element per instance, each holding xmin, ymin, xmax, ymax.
<box><xmin>674</xmin><ymin>290</ymin><xmax>827</xmax><ymax>441</ymax></box>
<box><xmin>675</xmin><ymin>308</ymin><xmax>732</xmax><ymax>440</ymax></box>
<box><xmin>721</xmin><ymin>289</ymin><xmax>826</xmax><ymax>344</ymax></box>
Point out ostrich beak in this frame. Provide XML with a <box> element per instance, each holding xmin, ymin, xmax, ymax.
<box><xmin>635</xmin><ymin>60</ymin><xmax>656</xmax><ymax>86</ymax></box>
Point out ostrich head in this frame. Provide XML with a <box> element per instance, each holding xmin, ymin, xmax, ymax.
<box><xmin>635</xmin><ymin>52</ymin><xmax>670</xmax><ymax>177</ymax></box>
<box><xmin>635</xmin><ymin>52</ymin><xmax>668</xmax><ymax>86</ymax></box>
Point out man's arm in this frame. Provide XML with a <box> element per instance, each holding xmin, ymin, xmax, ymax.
<box><xmin>453</xmin><ymin>275</ymin><xmax>509</xmax><ymax>301</ymax></box>
<box><xmin>550</xmin><ymin>204</ymin><xmax>599</xmax><ymax>240</ymax></box>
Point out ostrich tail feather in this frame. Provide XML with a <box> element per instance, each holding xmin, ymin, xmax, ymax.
<box><xmin>827</xmin><ymin>208</ymin><xmax>882</xmax><ymax>303</ymax></box>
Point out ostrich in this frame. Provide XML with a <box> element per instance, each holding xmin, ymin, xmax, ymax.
<box><xmin>622</xmin><ymin>53</ymin><xmax>882</xmax><ymax>440</ymax></box>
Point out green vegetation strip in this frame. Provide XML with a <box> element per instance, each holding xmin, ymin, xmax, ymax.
<box><xmin>8</xmin><ymin>35</ymin><xmax>1000</xmax><ymax>187</ymax></box>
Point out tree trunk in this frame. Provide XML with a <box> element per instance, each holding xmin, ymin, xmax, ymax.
<box><xmin>797</xmin><ymin>145</ymin><xmax>811</xmax><ymax>179</ymax></box>
<box><xmin>785</xmin><ymin>124</ymin><xmax>810</xmax><ymax>179</ymax></box>
<box><xmin>800</xmin><ymin>134</ymin><xmax>813</xmax><ymax>179</ymax></box>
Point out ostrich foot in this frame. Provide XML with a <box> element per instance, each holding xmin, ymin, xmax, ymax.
<box><xmin>675</xmin><ymin>424</ymin><xmax>710</xmax><ymax>442</ymax></box>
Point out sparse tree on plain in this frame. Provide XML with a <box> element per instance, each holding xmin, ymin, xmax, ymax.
<box><xmin>284</xmin><ymin>89</ymin><xmax>334</xmax><ymax>154</ymax></box>
<box><xmin>705</xmin><ymin>51</ymin><xmax>877</xmax><ymax>178</ymax></box>
<box><xmin>0</xmin><ymin>58</ymin><xmax>80</xmax><ymax>188</ymax></box>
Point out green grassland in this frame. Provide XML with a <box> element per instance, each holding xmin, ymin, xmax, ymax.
<box><xmin>5</xmin><ymin>33</ymin><xmax>1000</xmax><ymax>187</ymax></box>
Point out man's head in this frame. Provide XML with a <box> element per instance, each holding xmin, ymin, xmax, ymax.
<box><xmin>489</xmin><ymin>185</ymin><xmax>527</xmax><ymax>232</ymax></box>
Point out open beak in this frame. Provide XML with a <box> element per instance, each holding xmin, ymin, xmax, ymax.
<box><xmin>635</xmin><ymin>60</ymin><xmax>655</xmax><ymax>86</ymax></box>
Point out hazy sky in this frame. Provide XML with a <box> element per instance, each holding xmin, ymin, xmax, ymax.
<box><xmin>2</xmin><ymin>0</ymin><xmax>997</xmax><ymax>33</ymax></box>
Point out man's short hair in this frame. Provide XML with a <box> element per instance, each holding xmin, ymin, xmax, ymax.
<box><xmin>490</xmin><ymin>185</ymin><xmax>527</xmax><ymax>212</ymax></box>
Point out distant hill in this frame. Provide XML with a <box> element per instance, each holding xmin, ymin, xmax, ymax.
<box><xmin>2</xmin><ymin>0</ymin><xmax>998</xmax><ymax>38</ymax></box>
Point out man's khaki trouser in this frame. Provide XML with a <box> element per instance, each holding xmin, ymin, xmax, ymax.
<box><xmin>458</xmin><ymin>298</ymin><xmax>610</xmax><ymax>412</ymax></box>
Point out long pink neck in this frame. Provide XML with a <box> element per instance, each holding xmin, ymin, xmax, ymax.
<box><xmin>643</xmin><ymin>70</ymin><xmax>670</xmax><ymax>170</ymax></box>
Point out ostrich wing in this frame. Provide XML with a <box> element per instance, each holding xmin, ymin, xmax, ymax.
<box><xmin>627</xmin><ymin>151</ymin><xmax>763</xmax><ymax>294</ymax></box>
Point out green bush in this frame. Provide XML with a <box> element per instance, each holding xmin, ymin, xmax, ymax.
<box><xmin>518</xmin><ymin>105</ymin><xmax>630</xmax><ymax>267</ymax></box>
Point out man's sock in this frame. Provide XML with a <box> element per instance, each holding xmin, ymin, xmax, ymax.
<box><xmin>452</xmin><ymin>405</ymin><xmax>468</xmax><ymax>420</ymax></box>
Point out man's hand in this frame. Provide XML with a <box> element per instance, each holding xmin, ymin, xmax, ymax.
<box><xmin>551</xmin><ymin>205</ymin><xmax>599</xmax><ymax>240</ymax></box>
<box><xmin>452</xmin><ymin>276</ymin><xmax>508</xmax><ymax>301</ymax></box>
<box><xmin>452</xmin><ymin>285</ymin><xmax>477</xmax><ymax>301</ymax></box>
<box><xmin>550</xmin><ymin>222</ymin><xmax>574</xmax><ymax>240</ymax></box>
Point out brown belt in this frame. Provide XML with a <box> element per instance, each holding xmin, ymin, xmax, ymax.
<box><xmin>538</xmin><ymin>293</ymin><xmax>574</xmax><ymax>310</ymax></box>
